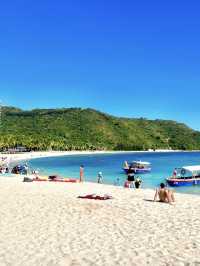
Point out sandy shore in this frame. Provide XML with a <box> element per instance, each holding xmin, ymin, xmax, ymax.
<box><xmin>1</xmin><ymin>149</ymin><xmax>197</xmax><ymax>164</ymax></box>
<box><xmin>0</xmin><ymin>176</ymin><xmax>200</xmax><ymax>266</ymax></box>
<box><xmin>1</xmin><ymin>151</ymin><xmax>114</xmax><ymax>163</ymax></box>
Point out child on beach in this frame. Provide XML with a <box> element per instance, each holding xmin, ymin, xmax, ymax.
<box><xmin>135</xmin><ymin>177</ymin><xmax>142</xmax><ymax>189</ymax></box>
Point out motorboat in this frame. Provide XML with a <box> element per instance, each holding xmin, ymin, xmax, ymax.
<box><xmin>166</xmin><ymin>165</ymin><xmax>200</xmax><ymax>187</ymax></box>
<box><xmin>123</xmin><ymin>160</ymin><xmax>151</xmax><ymax>174</ymax></box>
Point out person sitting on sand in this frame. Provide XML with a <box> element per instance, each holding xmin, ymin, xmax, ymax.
<box><xmin>154</xmin><ymin>183</ymin><xmax>175</xmax><ymax>204</ymax></box>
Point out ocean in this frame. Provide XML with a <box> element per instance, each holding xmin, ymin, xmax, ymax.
<box><xmin>26</xmin><ymin>151</ymin><xmax>200</xmax><ymax>195</ymax></box>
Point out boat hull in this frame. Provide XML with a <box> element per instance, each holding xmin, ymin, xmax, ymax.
<box><xmin>166</xmin><ymin>178</ymin><xmax>200</xmax><ymax>187</ymax></box>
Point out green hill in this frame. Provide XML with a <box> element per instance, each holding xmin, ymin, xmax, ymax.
<box><xmin>0</xmin><ymin>106</ymin><xmax>200</xmax><ymax>151</ymax></box>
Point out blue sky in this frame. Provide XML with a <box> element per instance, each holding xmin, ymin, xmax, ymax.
<box><xmin>0</xmin><ymin>0</ymin><xmax>200</xmax><ymax>130</ymax></box>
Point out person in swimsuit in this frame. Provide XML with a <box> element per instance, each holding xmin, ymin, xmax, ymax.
<box><xmin>80</xmin><ymin>165</ymin><xmax>84</xmax><ymax>182</ymax></box>
<box><xmin>127</xmin><ymin>174</ymin><xmax>135</xmax><ymax>188</ymax></box>
<box><xmin>154</xmin><ymin>183</ymin><xmax>175</xmax><ymax>204</ymax></box>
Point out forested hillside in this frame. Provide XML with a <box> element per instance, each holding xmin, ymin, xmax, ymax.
<box><xmin>0</xmin><ymin>106</ymin><xmax>200</xmax><ymax>151</ymax></box>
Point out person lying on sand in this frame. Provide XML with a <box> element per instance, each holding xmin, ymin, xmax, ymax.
<box><xmin>154</xmin><ymin>183</ymin><xmax>175</xmax><ymax>204</ymax></box>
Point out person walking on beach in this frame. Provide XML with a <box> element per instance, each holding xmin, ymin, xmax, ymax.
<box><xmin>80</xmin><ymin>165</ymin><xmax>84</xmax><ymax>182</ymax></box>
<box><xmin>154</xmin><ymin>183</ymin><xmax>175</xmax><ymax>204</ymax></box>
<box><xmin>97</xmin><ymin>171</ymin><xmax>103</xmax><ymax>184</ymax></box>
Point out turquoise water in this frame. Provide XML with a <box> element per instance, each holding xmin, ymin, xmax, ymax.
<box><xmin>26</xmin><ymin>152</ymin><xmax>200</xmax><ymax>195</ymax></box>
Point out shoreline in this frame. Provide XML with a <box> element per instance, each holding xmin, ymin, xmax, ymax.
<box><xmin>1</xmin><ymin>149</ymin><xmax>200</xmax><ymax>163</ymax></box>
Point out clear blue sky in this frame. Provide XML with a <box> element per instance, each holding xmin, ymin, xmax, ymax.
<box><xmin>1</xmin><ymin>0</ymin><xmax>200</xmax><ymax>130</ymax></box>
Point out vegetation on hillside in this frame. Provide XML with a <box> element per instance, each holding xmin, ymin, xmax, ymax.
<box><xmin>0</xmin><ymin>106</ymin><xmax>200</xmax><ymax>151</ymax></box>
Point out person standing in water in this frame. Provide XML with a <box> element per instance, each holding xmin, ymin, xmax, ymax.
<box><xmin>24</xmin><ymin>163</ymin><xmax>28</xmax><ymax>175</ymax></box>
<box><xmin>135</xmin><ymin>177</ymin><xmax>142</xmax><ymax>189</ymax></box>
<box><xmin>80</xmin><ymin>165</ymin><xmax>84</xmax><ymax>182</ymax></box>
<box><xmin>97</xmin><ymin>172</ymin><xmax>103</xmax><ymax>183</ymax></box>
<box><xmin>123</xmin><ymin>161</ymin><xmax>129</xmax><ymax>169</ymax></box>
<box><xmin>114</xmin><ymin>177</ymin><xmax>120</xmax><ymax>186</ymax></box>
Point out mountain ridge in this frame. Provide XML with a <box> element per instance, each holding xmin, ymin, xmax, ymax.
<box><xmin>0</xmin><ymin>106</ymin><xmax>200</xmax><ymax>151</ymax></box>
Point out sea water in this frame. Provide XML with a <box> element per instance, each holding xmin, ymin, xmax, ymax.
<box><xmin>26</xmin><ymin>152</ymin><xmax>200</xmax><ymax>195</ymax></box>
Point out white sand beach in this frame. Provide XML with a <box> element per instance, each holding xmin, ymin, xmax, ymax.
<box><xmin>0</xmin><ymin>176</ymin><xmax>200</xmax><ymax>266</ymax></box>
<box><xmin>1</xmin><ymin>149</ymin><xmax>190</xmax><ymax>164</ymax></box>
<box><xmin>1</xmin><ymin>151</ymin><xmax>111</xmax><ymax>163</ymax></box>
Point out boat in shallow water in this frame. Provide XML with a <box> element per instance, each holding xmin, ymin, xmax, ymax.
<box><xmin>166</xmin><ymin>165</ymin><xmax>200</xmax><ymax>187</ymax></box>
<box><xmin>123</xmin><ymin>161</ymin><xmax>151</xmax><ymax>174</ymax></box>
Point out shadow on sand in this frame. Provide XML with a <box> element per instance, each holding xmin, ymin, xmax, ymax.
<box><xmin>143</xmin><ymin>199</ymin><xmax>168</xmax><ymax>204</ymax></box>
